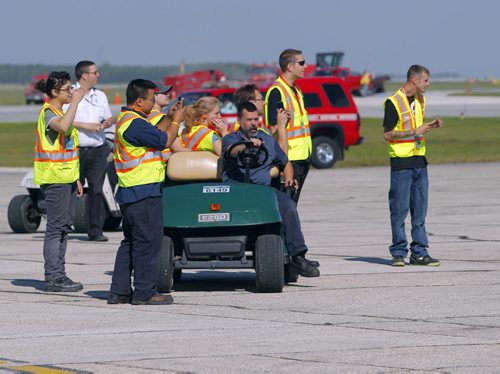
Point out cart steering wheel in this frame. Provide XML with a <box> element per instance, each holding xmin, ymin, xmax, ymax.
<box><xmin>225</xmin><ymin>140</ymin><xmax>269</xmax><ymax>170</ymax></box>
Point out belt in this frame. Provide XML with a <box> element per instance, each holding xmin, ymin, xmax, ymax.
<box><xmin>78</xmin><ymin>144</ymin><xmax>107</xmax><ymax>150</ymax></box>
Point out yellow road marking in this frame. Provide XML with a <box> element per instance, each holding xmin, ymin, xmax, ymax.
<box><xmin>7</xmin><ymin>365</ymin><xmax>77</xmax><ymax>373</ymax></box>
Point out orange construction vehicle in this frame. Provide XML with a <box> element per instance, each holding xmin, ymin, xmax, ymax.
<box><xmin>306</xmin><ymin>51</ymin><xmax>389</xmax><ymax>96</ymax></box>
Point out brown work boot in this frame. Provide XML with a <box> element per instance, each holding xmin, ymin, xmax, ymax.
<box><xmin>131</xmin><ymin>293</ymin><xmax>173</xmax><ymax>305</ymax></box>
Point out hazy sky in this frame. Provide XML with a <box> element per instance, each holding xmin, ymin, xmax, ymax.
<box><xmin>1</xmin><ymin>0</ymin><xmax>498</xmax><ymax>78</ymax></box>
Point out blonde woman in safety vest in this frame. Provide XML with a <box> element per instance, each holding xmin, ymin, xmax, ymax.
<box><xmin>265</xmin><ymin>48</ymin><xmax>312</xmax><ymax>204</ymax></box>
<box><xmin>181</xmin><ymin>96</ymin><xmax>227</xmax><ymax>156</ymax></box>
<box><xmin>33</xmin><ymin>71</ymin><xmax>86</xmax><ymax>292</ymax></box>
<box><xmin>383</xmin><ymin>65</ymin><xmax>443</xmax><ymax>267</ymax></box>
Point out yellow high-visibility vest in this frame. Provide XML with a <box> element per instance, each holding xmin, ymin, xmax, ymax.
<box><xmin>114</xmin><ymin>109</ymin><xmax>165</xmax><ymax>187</ymax></box>
<box><xmin>33</xmin><ymin>103</ymin><xmax>79</xmax><ymax>185</ymax></box>
<box><xmin>264</xmin><ymin>76</ymin><xmax>311</xmax><ymax>161</ymax></box>
<box><xmin>180</xmin><ymin>125</ymin><xmax>218</xmax><ymax>153</ymax></box>
<box><xmin>148</xmin><ymin>109</ymin><xmax>172</xmax><ymax>162</ymax></box>
<box><xmin>386</xmin><ymin>89</ymin><xmax>426</xmax><ymax>158</ymax></box>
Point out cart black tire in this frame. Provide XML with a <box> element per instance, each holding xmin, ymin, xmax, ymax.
<box><xmin>173</xmin><ymin>269</ymin><xmax>182</xmax><ymax>283</ymax></box>
<box><xmin>157</xmin><ymin>236</ymin><xmax>174</xmax><ymax>293</ymax></box>
<box><xmin>103</xmin><ymin>216</ymin><xmax>122</xmax><ymax>231</ymax></box>
<box><xmin>311</xmin><ymin>136</ymin><xmax>341</xmax><ymax>169</ymax></box>
<box><xmin>8</xmin><ymin>195</ymin><xmax>41</xmax><ymax>233</ymax></box>
<box><xmin>73</xmin><ymin>194</ymin><xmax>87</xmax><ymax>233</ymax></box>
<box><xmin>284</xmin><ymin>263</ymin><xmax>299</xmax><ymax>284</ymax></box>
<box><xmin>255</xmin><ymin>234</ymin><xmax>284</xmax><ymax>293</ymax></box>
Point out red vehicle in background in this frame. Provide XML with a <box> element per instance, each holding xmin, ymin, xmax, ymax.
<box><xmin>163</xmin><ymin>69</ymin><xmax>227</xmax><ymax>93</ymax></box>
<box><xmin>25</xmin><ymin>74</ymin><xmax>48</xmax><ymax>105</ymax></box>
<box><xmin>249</xmin><ymin>63</ymin><xmax>278</xmax><ymax>85</ymax></box>
<box><xmin>305</xmin><ymin>51</ymin><xmax>389</xmax><ymax>96</ymax></box>
<box><xmin>179</xmin><ymin>76</ymin><xmax>363</xmax><ymax>169</ymax></box>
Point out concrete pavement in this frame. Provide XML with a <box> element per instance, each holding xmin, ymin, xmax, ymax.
<box><xmin>0</xmin><ymin>163</ymin><xmax>499</xmax><ymax>372</ymax></box>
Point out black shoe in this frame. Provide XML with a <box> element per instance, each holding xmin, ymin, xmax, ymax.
<box><xmin>290</xmin><ymin>255</ymin><xmax>320</xmax><ymax>277</ymax></box>
<box><xmin>304</xmin><ymin>257</ymin><xmax>320</xmax><ymax>268</ymax></box>
<box><xmin>88</xmin><ymin>234</ymin><xmax>109</xmax><ymax>242</ymax></box>
<box><xmin>45</xmin><ymin>276</ymin><xmax>83</xmax><ymax>292</ymax></box>
<box><xmin>409</xmin><ymin>254</ymin><xmax>441</xmax><ymax>266</ymax></box>
<box><xmin>107</xmin><ymin>293</ymin><xmax>130</xmax><ymax>304</ymax></box>
<box><xmin>131</xmin><ymin>293</ymin><xmax>174</xmax><ymax>305</ymax></box>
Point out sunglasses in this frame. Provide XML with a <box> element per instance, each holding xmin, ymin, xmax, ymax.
<box><xmin>294</xmin><ymin>60</ymin><xmax>306</xmax><ymax>66</ymax></box>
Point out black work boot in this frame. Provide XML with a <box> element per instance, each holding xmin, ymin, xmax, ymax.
<box><xmin>44</xmin><ymin>276</ymin><xmax>83</xmax><ymax>292</ymax></box>
<box><xmin>290</xmin><ymin>255</ymin><xmax>320</xmax><ymax>277</ymax></box>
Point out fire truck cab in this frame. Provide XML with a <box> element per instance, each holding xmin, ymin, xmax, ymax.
<box><xmin>179</xmin><ymin>76</ymin><xmax>363</xmax><ymax>169</ymax></box>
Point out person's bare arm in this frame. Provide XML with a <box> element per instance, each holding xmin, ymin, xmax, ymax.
<box><xmin>48</xmin><ymin>88</ymin><xmax>86</xmax><ymax>133</ymax></box>
<box><xmin>156</xmin><ymin>99</ymin><xmax>185</xmax><ymax>148</ymax></box>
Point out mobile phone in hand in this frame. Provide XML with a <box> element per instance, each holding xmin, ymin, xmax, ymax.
<box><xmin>276</xmin><ymin>101</ymin><xmax>284</xmax><ymax>110</ymax></box>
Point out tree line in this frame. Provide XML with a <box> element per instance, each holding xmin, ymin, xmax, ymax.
<box><xmin>0</xmin><ymin>63</ymin><xmax>251</xmax><ymax>84</ymax></box>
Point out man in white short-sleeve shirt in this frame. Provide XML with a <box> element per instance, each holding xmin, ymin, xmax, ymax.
<box><xmin>64</xmin><ymin>61</ymin><xmax>113</xmax><ymax>242</ymax></box>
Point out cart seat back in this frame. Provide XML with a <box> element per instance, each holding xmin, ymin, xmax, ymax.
<box><xmin>167</xmin><ymin>151</ymin><xmax>222</xmax><ymax>181</ymax></box>
<box><xmin>166</xmin><ymin>151</ymin><xmax>280</xmax><ymax>182</ymax></box>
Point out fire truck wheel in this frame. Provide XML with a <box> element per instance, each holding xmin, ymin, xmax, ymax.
<box><xmin>311</xmin><ymin>136</ymin><xmax>341</xmax><ymax>169</ymax></box>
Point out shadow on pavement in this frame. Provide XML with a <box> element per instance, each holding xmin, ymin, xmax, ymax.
<box><xmin>344</xmin><ymin>256</ymin><xmax>391</xmax><ymax>266</ymax></box>
<box><xmin>11</xmin><ymin>279</ymin><xmax>45</xmax><ymax>291</ymax></box>
<box><xmin>85</xmin><ymin>290</ymin><xmax>109</xmax><ymax>300</ymax></box>
<box><xmin>173</xmin><ymin>271</ymin><xmax>257</xmax><ymax>293</ymax></box>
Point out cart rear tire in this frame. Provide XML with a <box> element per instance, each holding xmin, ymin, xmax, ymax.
<box><xmin>255</xmin><ymin>234</ymin><xmax>284</xmax><ymax>293</ymax></box>
<box><xmin>8</xmin><ymin>195</ymin><xmax>41</xmax><ymax>233</ymax></box>
<box><xmin>157</xmin><ymin>236</ymin><xmax>174</xmax><ymax>293</ymax></box>
<box><xmin>103</xmin><ymin>215</ymin><xmax>122</xmax><ymax>231</ymax></box>
<box><xmin>73</xmin><ymin>194</ymin><xmax>87</xmax><ymax>233</ymax></box>
<box><xmin>173</xmin><ymin>269</ymin><xmax>182</xmax><ymax>283</ymax></box>
<box><xmin>284</xmin><ymin>263</ymin><xmax>299</xmax><ymax>284</ymax></box>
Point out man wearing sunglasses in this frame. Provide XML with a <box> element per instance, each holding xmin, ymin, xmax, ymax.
<box><xmin>265</xmin><ymin>49</ymin><xmax>312</xmax><ymax>205</ymax></box>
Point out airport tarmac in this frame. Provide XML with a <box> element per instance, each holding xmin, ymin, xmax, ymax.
<box><xmin>0</xmin><ymin>163</ymin><xmax>499</xmax><ymax>373</ymax></box>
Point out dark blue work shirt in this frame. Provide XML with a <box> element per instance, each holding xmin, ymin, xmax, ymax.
<box><xmin>115</xmin><ymin>107</ymin><xmax>168</xmax><ymax>205</ymax></box>
<box><xmin>222</xmin><ymin>129</ymin><xmax>288</xmax><ymax>186</ymax></box>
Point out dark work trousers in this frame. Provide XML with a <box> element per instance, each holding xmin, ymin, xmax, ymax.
<box><xmin>78</xmin><ymin>144</ymin><xmax>109</xmax><ymax>237</ymax></box>
<box><xmin>291</xmin><ymin>159</ymin><xmax>310</xmax><ymax>204</ymax></box>
<box><xmin>110</xmin><ymin>196</ymin><xmax>163</xmax><ymax>302</ymax></box>
<box><xmin>41</xmin><ymin>183</ymin><xmax>77</xmax><ymax>281</ymax></box>
<box><xmin>275</xmin><ymin>190</ymin><xmax>308</xmax><ymax>257</ymax></box>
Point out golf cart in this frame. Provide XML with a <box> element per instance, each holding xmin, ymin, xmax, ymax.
<box><xmin>157</xmin><ymin>144</ymin><xmax>296</xmax><ymax>293</ymax></box>
<box><xmin>8</xmin><ymin>164</ymin><xmax>121</xmax><ymax>234</ymax></box>
<box><xmin>8</xmin><ymin>127</ymin><xmax>122</xmax><ymax>234</ymax></box>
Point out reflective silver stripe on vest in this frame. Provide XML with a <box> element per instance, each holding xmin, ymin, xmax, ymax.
<box><xmin>34</xmin><ymin>149</ymin><xmax>78</xmax><ymax>161</ymax></box>
<box><xmin>182</xmin><ymin>127</ymin><xmax>211</xmax><ymax>149</ymax></box>
<box><xmin>391</xmin><ymin>93</ymin><xmax>414</xmax><ymax>140</ymax></box>
<box><xmin>287</xmin><ymin>126</ymin><xmax>310</xmax><ymax>138</ymax></box>
<box><xmin>115</xmin><ymin>112</ymin><xmax>145</xmax><ymax>162</ymax></box>
<box><xmin>115</xmin><ymin>149</ymin><xmax>162</xmax><ymax>171</ymax></box>
<box><xmin>118</xmin><ymin>112</ymin><xmax>139</xmax><ymax>125</ymax></box>
<box><xmin>161</xmin><ymin>151</ymin><xmax>171</xmax><ymax>161</ymax></box>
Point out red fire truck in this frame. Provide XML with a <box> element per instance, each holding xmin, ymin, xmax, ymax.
<box><xmin>179</xmin><ymin>76</ymin><xmax>363</xmax><ymax>169</ymax></box>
